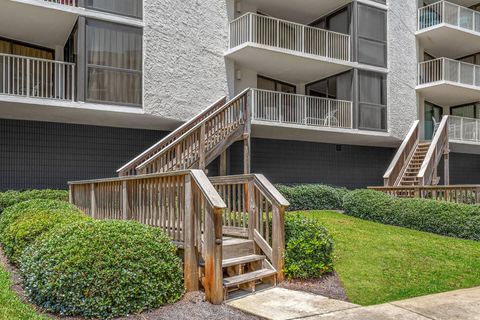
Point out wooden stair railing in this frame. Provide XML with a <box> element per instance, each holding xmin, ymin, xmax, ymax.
<box><xmin>68</xmin><ymin>170</ymin><xmax>227</xmax><ymax>304</ymax></box>
<box><xmin>135</xmin><ymin>89</ymin><xmax>251</xmax><ymax>175</ymax></box>
<box><xmin>117</xmin><ymin>96</ymin><xmax>227</xmax><ymax>176</ymax></box>
<box><xmin>209</xmin><ymin>174</ymin><xmax>290</xmax><ymax>283</ymax></box>
<box><xmin>383</xmin><ymin>120</ymin><xmax>420</xmax><ymax>186</ymax></box>
<box><xmin>417</xmin><ymin>115</ymin><xmax>450</xmax><ymax>186</ymax></box>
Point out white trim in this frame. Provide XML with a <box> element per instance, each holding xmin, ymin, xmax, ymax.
<box><xmin>11</xmin><ymin>0</ymin><xmax>144</xmax><ymax>28</ymax></box>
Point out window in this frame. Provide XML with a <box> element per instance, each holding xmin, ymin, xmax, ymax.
<box><xmin>358</xmin><ymin>71</ymin><xmax>387</xmax><ymax>130</ymax></box>
<box><xmin>310</xmin><ymin>6</ymin><xmax>351</xmax><ymax>35</ymax></box>
<box><xmin>83</xmin><ymin>0</ymin><xmax>143</xmax><ymax>19</ymax></box>
<box><xmin>0</xmin><ymin>38</ymin><xmax>53</xmax><ymax>59</ymax></box>
<box><xmin>424</xmin><ymin>102</ymin><xmax>443</xmax><ymax>140</ymax></box>
<box><xmin>306</xmin><ymin>71</ymin><xmax>353</xmax><ymax>100</ymax></box>
<box><xmin>451</xmin><ymin>104</ymin><xmax>480</xmax><ymax>118</ymax></box>
<box><xmin>357</xmin><ymin>4</ymin><xmax>387</xmax><ymax>67</ymax></box>
<box><xmin>86</xmin><ymin>19</ymin><xmax>142</xmax><ymax>107</ymax></box>
<box><xmin>257</xmin><ymin>76</ymin><xmax>296</xmax><ymax>93</ymax></box>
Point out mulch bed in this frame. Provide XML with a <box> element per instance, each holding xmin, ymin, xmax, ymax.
<box><xmin>279</xmin><ymin>272</ymin><xmax>349</xmax><ymax>302</ymax></box>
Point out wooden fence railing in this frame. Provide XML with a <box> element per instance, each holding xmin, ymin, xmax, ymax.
<box><xmin>117</xmin><ymin>96</ymin><xmax>227</xmax><ymax>176</ymax></box>
<box><xmin>135</xmin><ymin>89</ymin><xmax>250</xmax><ymax>175</ymax></box>
<box><xmin>369</xmin><ymin>185</ymin><xmax>480</xmax><ymax>204</ymax></box>
<box><xmin>209</xmin><ymin>174</ymin><xmax>289</xmax><ymax>281</ymax></box>
<box><xmin>69</xmin><ymin>170</ymin><xmax>227</xmax><ymax>304</ymax></box>
<box><xmin>383</xmin><ymin>121</ymin><xmax>420</xmax><ymax>186</ymax></box>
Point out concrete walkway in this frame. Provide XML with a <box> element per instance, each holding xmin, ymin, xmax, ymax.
<box><xmin>228</xmin><ymin>287</ymin><xmax>480</xmax><ymax>320</ymax></box>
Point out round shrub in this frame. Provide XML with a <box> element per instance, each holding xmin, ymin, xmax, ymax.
<box><xmin>343</xmin><ymin>189</ymin><xmax>396</xmax><ymax>223</ymax></box>
<box><xmin>20</xmin><ymin>220</ymin><xmax>184</xmax><ymax>318</ymax></box>
<box><xmin>277</xmin><ymin>184</ymin><xmax>347</xmax><ymax>211</ymax></box>
<box><xmin>0</xmin><ymin>189</ymin><xmax>68</xmax><ymax>213</ymax></box>
<box><xmin>284</xmin><ymin>214</ymin><xmax>334</xmax><ymax>279</ymax></box>
<box><xmin>0</xmin><ymin>199</ymin><xmax>89</xmax><ymax>263</ymax></box>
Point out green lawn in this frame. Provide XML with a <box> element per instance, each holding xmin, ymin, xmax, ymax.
<box><xmin>298</xmin><ymin>210</ymin><xmax>480</xmax><ymax>306</ymax></box>
<box><xmin>0</xmin><ymin>268</ymin><xmax>45</xmax><ymax>320</ymax></box>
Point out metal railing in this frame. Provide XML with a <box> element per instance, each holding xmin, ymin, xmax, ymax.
<box><xmin>230</xmin><ymin>12</ymin><xmax>351</xmax><ymax>62</ymax></box>
<box><xmin>418</xmin><ymin>57</ymin><xmax>480</xmax><ymax>87</ymax></box>
<box><xmin>418</xmin><ymin>1</ymin><xmax>480</xmax><ymax>32</ymax></box>
<box><xmin>0</xmin><ymin>53</ymin><xmax>75</xmax><ymax>101</ymax></box>
<box><xmin>449</xmin><ymin>116</ymin><xmax>480</xmax><ymax>142</ymax></box>
<box><xmin>251</xmin><ymin>88</ymin><xmax>353</xmax><ymax>129</ymax></box>
<box><xmin>43</xmin><ymin>0</ymin><xmax>77</xmax><ymax>7</ymax></box>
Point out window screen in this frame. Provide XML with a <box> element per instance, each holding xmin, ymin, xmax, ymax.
<box><xmin>357</xmin><ymin>4</ymin><xmax>387</xmax><ymax>67</ymax></box>
<box><xmin>83</xmin><ymin>0</ymin><xmax>143</xmax><ymax>19</ymax></box>
<box><xmin>86</xmin><ymin>19</ymin><xmax>142</xmax><ymax>107</ymax></box>
<box><xmin>358</xmin><ymin>71</ymin><xmax>387</xmax><ymax>130</ymax></box>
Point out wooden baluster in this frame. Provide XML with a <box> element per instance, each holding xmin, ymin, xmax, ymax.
<box><xmin>184</xmin><ymin>175</ymin><xmax>199</xmax><ymax>292</ymax></box>
<box><xmin>272</xmin><ymin>204</ymin><xmax>285</xmax><ymax>282</ymax></box>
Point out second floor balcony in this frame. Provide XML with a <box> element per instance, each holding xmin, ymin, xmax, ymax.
<box><xmin>417</xmin><ymin>57</ymin><xmax>480</xmax><ymax>106</ymax></box>
<box><xmin>417</xmin><ymin>1</ymin><xmax>480</xmax><ymax>58</ymax></box>
<box><xmin>0</xmin><ymin>53</ymin><xmax>75</xmax><ymax>101</ymax></box>
<box><xmin>226</xmin><ymin>13</ymin><xmax>353</xmax><ymax>84</ymax></box>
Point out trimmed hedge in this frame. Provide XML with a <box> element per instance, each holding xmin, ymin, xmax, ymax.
<box><xmin>284</xmin><ymin>214</ymin><xmax>334</xmax><ymax>279</ymax></box>
<box><xmin>343</xmin><ymin>189</ymin><xmax>480</xmax><ymax>241</ymax></box>
<box><xmin>0</xmin><ymin>199</ymin><xmax>90</xmax><ymax>263</ymax></box>
<box><xmin>0</xmin><ymin>190</ymin><xmax>68</xmax><ymax>213</ymax></box>
<box><xmin>20</xmin><ymin>220</ymin><xmax>184</xmax><ymax>318</ymax></box>
<box><xmin>277</xmin><ymin>184</ymin><xmax>348</xmax><ymax>211</ymax></box>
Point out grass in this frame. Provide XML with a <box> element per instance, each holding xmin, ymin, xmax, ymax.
<box><xmin>0</xmin><ymin>268</ymin><xmax>45</xmax><ymax>320</ymax></box>
<box><xmin>297</xmin><ymin>210</ymin><xmax>480</xmax><ymax>306</ymax></box>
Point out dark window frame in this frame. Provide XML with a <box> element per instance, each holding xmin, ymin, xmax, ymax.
<box><xmin>81</xmin><ymin>0</ymin><xmax>143</xmax><ymax>20</ymax></box>
<box><xmin>257</xmin><ymin>75</ymin><xmax>296</xmax><ymax>93</ymax></box>
<box><xmin>450</xmin><ymin>102</ymin><xmax>480</xmax><ymax>119</ymax></box>
<box><xmin>84</xmin><ymin>18</ymin><xmax>143</xmax><ymax>107</ymax></box>
<box><xmin>357</xmin><ymin>70</ymin><xmax>388</xmax><ymax>131</ymax></box>
<box><xmin>0</xmin><ymin>36</ymin><xmax>55</xmax><ymax>58</ymax></box>
<box><xmin>356</xmin><ymin>3</ymin><xmax>387</xmax><ymax>68</ymax></box>
<box><xmin>305</xmin><ymin>70</ymin><xmax>353</xmax><ymax>100</ymax></box>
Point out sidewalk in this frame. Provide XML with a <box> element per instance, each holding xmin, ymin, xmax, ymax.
<box><xmin>228</xmin><ymin>287</ymin><xmax>480</xmax><ymax>320</ymax></box>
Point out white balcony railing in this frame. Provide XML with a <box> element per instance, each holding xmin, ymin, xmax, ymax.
<box><xmin>418</xmin><ymin>1</ymin><xmax>480</xmax><ymax>32</ymax></box>
<box><xmin>230</xmin><ymin>13</ymin><xmax>351</xmax><ymax>62</ymax></box>
<box><xmin>43</xmin><ymin>0</ymin><xmax>77</xmax><ymax>7</ymax></box>
<box><xmin>251</xmin><ymin>88</ymin><xmax>353</xmax><ymax>129</ymax></box>
<box><xmin>418</xmin><ymin>57</ymin><xmax>480</xmax><ymax>87</ymax></box>
<box><xmin>449</xmin><ymin>116</ymin><xmax>480</xmax><ymax>142</ymax></box>
<box><xmin>0</xmin><ymin>53</ymin><xmax>75</xmax><ymax>101</ymax></box>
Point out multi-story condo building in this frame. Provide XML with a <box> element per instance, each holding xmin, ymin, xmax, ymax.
<box><xmin>1</xmin><ymin>0</ymin><xmax>479</xmax><ymax>191</ymax></box>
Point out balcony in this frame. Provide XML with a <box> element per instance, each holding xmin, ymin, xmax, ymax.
<box><xmin>417</xmin><ymin>1</ymin><xmax>480</xmax><ymax>58</ymax></box>
<box><xmin>449</xmin><ymin>116</ymin><xmax>480</xmax><ymax>144</ymax></box>
<box><xmin>417</xmin><ymin>58</ymin><xmax>480</xmax><ymax>106</ymax></box>
<box><xmin>226</xmin><ymin>13</ymin><xmax>353</xmax><ymax>83</ymax></box>
<box><xmin>0</xmin><ymin>53</ymin><xmax>75</xmax><ymax>101</ymax></box>
<box><xmin>251</xmin><ymin>88</ymin><xmax>353</xmax><ymax>129</ymax></box>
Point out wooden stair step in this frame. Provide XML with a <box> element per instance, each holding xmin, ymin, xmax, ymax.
<box><xmin>223</xmin><ymin>238</ymin><xmax>254</xmax><ymax>259</ymax></box>
<box><xmin>222</xmin><ymin>254</ymin><xmax>266</xmax><ymax>268</ymax></box>
<box><xmin>223</xmin><ymin>268</ymin><xmax>277</xmax><ymax>288</ymax></box>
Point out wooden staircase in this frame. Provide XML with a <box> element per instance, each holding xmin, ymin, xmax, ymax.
<box><xmin>399</xmin><ymin>142</ymin><xmax>430</xmax><ymax>186</ymax></box>
<box><xmin>384</xmin><ymin>116</ymin><xmax>450</xmax><ymax>187</ymax></box>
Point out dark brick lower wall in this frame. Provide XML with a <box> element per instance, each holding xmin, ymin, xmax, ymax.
<box><xmin>0</xmin><ymin>119</ymin><xmax>168</xmax><ymax>191</ymax></box>
<box><xmin>229</xmin><ymin>138</ymin><xmax>397</xmax><ymax>189</ymax></box>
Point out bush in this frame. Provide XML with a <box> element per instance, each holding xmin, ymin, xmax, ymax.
<box><xmin>0</xmin><ymin>190</ymin><xmax>68</xmax><ymax>213</ymax></box>
<box><xmin>277</xmin><ymin>184</ymin><xmax>348</xmax><ymax>211</ymax></box>
<box><xmin>343</xmin><ymin>189</ymin><xmax>480</xmax><ymax>241</ymax></box>
<box><xmin>0</xmin><ymin>199</ymin><xmax>89</xmax><ymax>263</ymax></box>
<box><xmin>284</xmin><ymin>214</ymin><xmax>334</xmax><ymax>279</ymax></box>
<box><xmin>20</xmin><ymin>220</ymin><xmax>184</xmax><ymax>318</ymax></box>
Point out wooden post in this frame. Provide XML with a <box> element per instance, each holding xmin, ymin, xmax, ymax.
<box><xmin>444</xmin><ymin>150</ymin><xmax>450</xmax><ymax>186</ymax></box>
<box><xmin>247</xmin><ymin>180</ymin><xmax>256</xmax><ymax>241</ymax></box>
<box><xmin>90</xmin><ymin>183</ymin><xmax>96</xmax><ymax>219</ymax></box>
<box><xmin>244</xmin><ymin>92</ymin><xmax>252</xmax><ymax>174</ymax></box>
<box><xmin>244</xmin><ymin>137</ymin><xmax>251</xmax><ymax>174</ymax></box>
<box><xmin>122</xmin><ymin>181</ymin><xmax>129</xmax><ymax>220</ymax></box>
<box><xmin>272</xmin><ymin>205</ymin><xmax>285</xmax><ymax>282</ymax></box>
<box><xmin>199</xmin><ymin>124</ymin><xmax>206</xmax><ymax>171</ymax></box>
<box><xmin>184</xmin><ymin>175</ymin><xmax>199</xmax><ymax>292</ymax></box>
<box><xmin>68</xmin><ymin>185</ymin><xmax>73</xmax><ymax>203</ymax></box>
<box><xmin>219</xmin><ymin>150</ymin><xmax>227</xmax><ymax>176</ymax></box>
<box><xmin>204</xmin><ymin>206</ymin><xmax>223</xmax><ymax>304</ymax></box>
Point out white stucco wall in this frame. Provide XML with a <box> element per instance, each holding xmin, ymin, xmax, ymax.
<box><xmin>143</xmin><ymin>0</ymin><xmax>231</xmax><ymax>122</ymax></box>
<box><xmin>387</xmin><ymin>0</ymin><xmax>419</xmax><ymax>140</ymax></box>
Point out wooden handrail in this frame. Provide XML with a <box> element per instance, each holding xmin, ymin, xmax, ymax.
<box><xmin>69</xmin><ymin>169</ymin><xmax>226</xmax><ymax>304</ymax></box>
<box><xmin>117</xmin><ymin>96</ymin><xmax>227</xmax><ymax>176</ymax></box>
<box><xmin>383</xmin><ymin>121</ymin><xmax>420</xmax><ymax>186</ymax></box>
<box><xmin>418</xmin><ymin>115</ymin><xmax>449</xmax><ymax>185</ymax></box>
<box><xmin>135</xmin><ymin>88</ymin><xmax>250</xmax><ymax>173</ymax></box>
